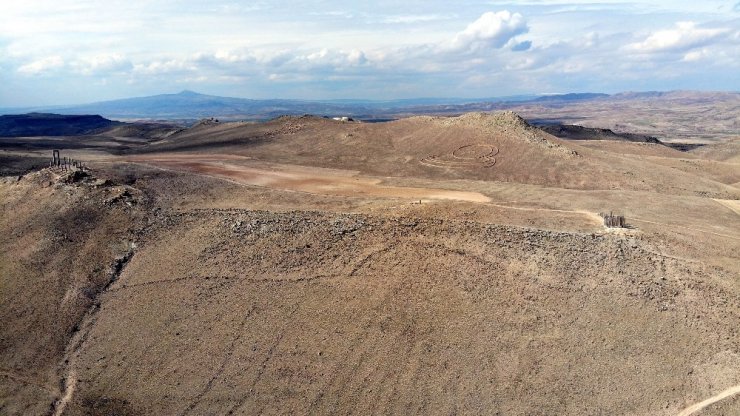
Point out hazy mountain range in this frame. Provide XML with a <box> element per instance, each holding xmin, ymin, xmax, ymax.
<box><xmin>0</xmin><ymin>90</ymin><xmax>611</xmax><ymax>121</ymax></box>
<box><xmin>0</xmin><ymin>90</ymin><xmax>736</xmax><ymax>125</ymax></box>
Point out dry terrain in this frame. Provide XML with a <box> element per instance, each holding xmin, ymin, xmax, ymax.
<box><xmin>405</xmin><ymin>91</ymin><xmax>740</xmax><ymax>145</ymax></box>
<box><xmin>0</xmin><ymin>111</ymin><xmax>738</xmax><ymax>415</ymax></box>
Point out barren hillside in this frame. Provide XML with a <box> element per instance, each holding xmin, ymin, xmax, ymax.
<box><xmin>139</xmin><ymin>113</ymin><xmax>739</xmax><ymax>199</ymax></box>
<box><xmin>1</xmin><ymin>110</ymin><xmax>738</xmax><ymax>415</ymax></box>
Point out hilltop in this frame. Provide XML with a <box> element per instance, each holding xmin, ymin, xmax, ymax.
<box><xmin>4</xmin><ymin>90</ymin><xmax>738</xmax><ymax>144</ymax></box>
<box><xmin>135</xmin><ymin>111</ymin><xmax>738</xmax><ymax>199</ymax></box>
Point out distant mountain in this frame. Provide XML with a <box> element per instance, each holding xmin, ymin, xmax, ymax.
<box><xmin>2</xmin><ymin>90</ymin><xmax>735</xmax><ymax>122</ymax></box>
<box><xmin>0</xmin><ymin>91</ymin><xmax>563</xmax><ymax>121</ymax></box>
<box><xmin>0</xmin><ymin>113</ymin><xmax>122</xmax><ymax>137</ymax></box>
<box><xmin>44</xmin><ymin>91</ymin><xmax>381</xmax><ymax>120</ymax></box>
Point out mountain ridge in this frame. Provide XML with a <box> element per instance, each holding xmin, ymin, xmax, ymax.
<box><xmin>0</xmin><ymin>90</ymin><xmax>634</xmax><ymax>120</ymax></box>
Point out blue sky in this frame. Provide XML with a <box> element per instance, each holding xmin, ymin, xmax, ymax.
<box><xmin>1</xmin><ymin>0</ymin><xmax>739</xmax><ymax>106</ymax></box>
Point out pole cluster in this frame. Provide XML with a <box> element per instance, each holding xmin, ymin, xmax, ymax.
<box><xmin>50</xmin><ymin>150</ymin><xmax>86</xmax><ymax>171</ymax></box>
<box><xmin>600</xmin><ymin>211</ymin><xmax>626</xmax><ymax>228</ymax></box>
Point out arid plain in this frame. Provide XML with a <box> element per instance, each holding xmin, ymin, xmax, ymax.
<box><xmin>1</xmin><ymin>108</ymin><xmax>739</xmax><ymax>415</ymax></box>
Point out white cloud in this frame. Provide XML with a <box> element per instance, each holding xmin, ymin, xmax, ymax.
<box><xmin>273</xmin><ymin>48</ymin><xmax>370</xmax><ymax>72</ymax></box>
<box><xmin>450</xmin><ymin>11</ymin><xmax>529</xmax><ymax>52</ymax></box>
<box><xmin>627</xmin><ymin>21</ymin><xmax>731</xmax><ymax>53</ymax></box>
<box><xmin>212</xmin><ymin>50</ymin><xmax>252</xmax><ymax>64</ymax></box>
<box><xmin>133</xmin><ymin>59</ymin><xmax>197</xmax><ymax>75</ymax></box>
<box><xmin>73</xmin><ymin>53</ymin><xmax>132</xmax><ymax>75</ymax></box>
<box><xmin>193</xmin><ymin>50</ymin><xmax>257</xmax><ymax>68</ymax></box>
<box><xmin>1</xmin><ymin>2</ymin><xmax>739</xmax><ymax>105</ymax></box>
<box><xmin>17</xmin><ymin>55</ymin><xmax>64</xmax><ymax>75</ymax></box>
<box><xmin>347</xmin><ymin>49</ymin><xmax>367</xmax><ymax>65</ymax></box>
<box><xmin>682</xmin><ymin>48</ymin><xmax>710</xmax><ymax>62</ymax></box>
<box><xmin>382</xmin><ymin>14</ymin><xmax>453</xmax><ymax>24</ymax></box>
<box><xmin>267</xmin><ymin>73</ymin><xmax>312</xmax><ymax>82</ymax></box>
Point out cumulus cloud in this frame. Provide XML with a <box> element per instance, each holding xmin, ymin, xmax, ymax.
<box><xmin>682</xmin><ymin>48</ymin><xmax>710</xmax><ymax>62</ymax></box>
<box><xmin>2</xmin><ymin>3</ymin><xmax>739</xmax><ymax>105</ymax></box>
<box><xmin>17</xmin><ymin>56</ymin><xmax>64</xmax><ymax>75</ymax></box>
<box><xmin>450</xmin><ymin>11</ymin><xmax>529</xmax><ymax>53</ymax></box>
<box><xmin>113</xmin><ymin>45</ymin><xmax>372</xmax><ymax>87</ymax></box>
<box><xmin>133</xmin><ymin>59</ymin><xmax>197</xmax><ymax>75</ymax></box>
<box><xmin>627</xmin><ymin>21</ymin><xmax>731</xmax><ymax>53</ymax></box>
<box><xmin>273</xmin><ymin>48</ymin><xmax>370</xmax><ymax>72</ymax></box>
<box><xmin>73</xmin><ymin>54</ymin><xmax>132</xmax><ymax>75</ymax></box>
<box><xmin>347</xmin><ymin>49</ymin><xmax>367</xmax><ymax>65</ymax></box>
<box><xmin>193</xmin><ymin>50</ymin><xmax>257</xmax><ymax>69</ymax></box>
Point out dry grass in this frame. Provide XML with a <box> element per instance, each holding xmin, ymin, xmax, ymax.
<box><xmin>0</xmin><ymin>111</ymin><xmax>738</xmax><ymax>415</ymax></box>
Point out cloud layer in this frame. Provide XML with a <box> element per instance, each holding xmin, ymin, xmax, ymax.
<box><xmin>1</xmin><ymin>1</ymin><xmax>739</xmax><ymax>106</ymax></box>
<box><xmin>450</xmin><ymin>11</ymin><xmax>528</xmax><ymax>52</ymax></box>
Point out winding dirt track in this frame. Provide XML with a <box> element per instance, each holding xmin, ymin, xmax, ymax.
<box><xmin>676</xmin><ymin>384</ymin><xmax>740</xmax><ymax>416</ymax></box>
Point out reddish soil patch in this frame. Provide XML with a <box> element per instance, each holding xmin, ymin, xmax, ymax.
<box><xmin>130</xmin><ymin>154</ymin><xmax>492</xmax><ymax>203</ymax></box>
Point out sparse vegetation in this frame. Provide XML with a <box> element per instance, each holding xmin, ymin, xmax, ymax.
<box><xmin>1</xmin><ymin>108</ymin><xmax>738</xmax><ymax>415</ymax></box>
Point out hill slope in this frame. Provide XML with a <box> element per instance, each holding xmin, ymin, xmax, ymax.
<box><xmin>0</xmin><ymin>108</ymin><xmax>738</xmax><ymax>415</ymax></box>
<box><xmin>138</xmin><ymin>111</ymin><xmax>739</xmax><ymax>198</ymax></box>
<box><xmin>539</xmin><ymin>124</ymin><xmax>661</xmax><ymax>143</ymax></box>
<box><xmin>1</xmin><ymin>169</ymin><xmax>738</xmax><ymax>416</ymax></box>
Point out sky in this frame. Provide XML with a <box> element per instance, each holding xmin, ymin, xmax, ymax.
<box><xmin>0</xmin><ymin>0</ymin><xmax>739</xmax><ymax>106</ymax></box>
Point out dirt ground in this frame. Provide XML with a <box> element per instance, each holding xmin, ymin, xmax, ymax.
<box><xmin>0</xmin><ymin>112</ymin><xmax>738</xmax><ymax>415</ymax></box>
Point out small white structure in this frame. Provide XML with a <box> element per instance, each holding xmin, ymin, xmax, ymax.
<box><xmin>332</xmin><ymin>116</ymin><xmax>352</xmax><ymax>122</ymax></box>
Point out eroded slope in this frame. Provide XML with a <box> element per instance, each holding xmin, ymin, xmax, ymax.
<box><xmin>0</xmin><ymin>170</ymin><xmax>146</xmax><ymax>415</ymax></box>
<box><xmin>58</xmin><ymin>209</ymin><xmax>739</xmax><ymax>415</ymax></box>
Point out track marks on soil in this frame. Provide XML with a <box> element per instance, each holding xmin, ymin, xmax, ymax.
<box><xmin>305</xmin><ymin>277</ymin><xmax>404</xmax><ymax>414</ymax></box>
<box><xmin>108</xmin><ymin>273</ymin><xmax>334</xmax><ymax>293</ymax></box>
<box><xmin>677</xmin><ymin>384</ymin><xmax>740</xmax><ymax>416</ymax></box>
<box><xmin>224</xmin><ymin>305</ymin><xmax>300</xmax><ymax>415</ymax></box>
<box><xmin>630</xmin><ymin>218</ymin><xmax>740</xmax><ymax>240</ymax></box>
<box><xmin>181</xmin><ymin>306</ymin><xmax>257</xmax><ymax>416</ymax></box>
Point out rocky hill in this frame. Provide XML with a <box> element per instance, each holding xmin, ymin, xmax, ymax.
<box><xmin>539</xmin><ymin>124</ymin><xmax>661</xmax><ymax>143</ymax></box>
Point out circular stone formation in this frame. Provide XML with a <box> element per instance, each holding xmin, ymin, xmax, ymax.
<box><xmin>452</xmin><ymin>144</ymin><xmax>498</xmax><ymax>159</ymax></box>
<box><xmin>420</xmin><ymin>143</ymin><xmax>499</xmax><ymax>169</ymax></box>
